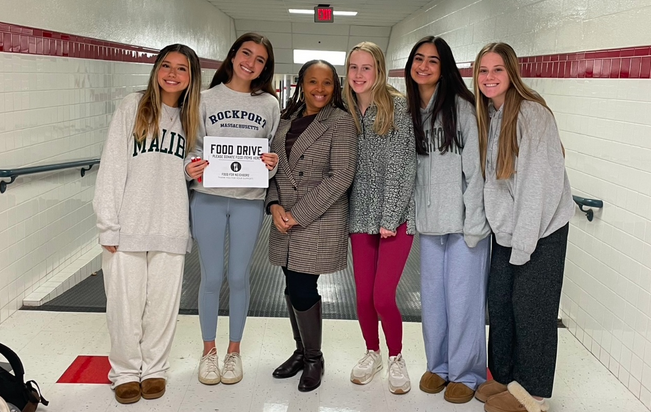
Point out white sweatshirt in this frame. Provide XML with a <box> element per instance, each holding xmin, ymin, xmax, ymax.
<box><xmin>93</xmin><ymin>93</ymin><xmax>192</xmax><ymax>254</ymax></box>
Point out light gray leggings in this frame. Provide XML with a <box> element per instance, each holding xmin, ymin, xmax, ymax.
<box><xmin>191</xmin><ymin>192</ymin><xmax>263</xmax><ymax>342</ymax></box>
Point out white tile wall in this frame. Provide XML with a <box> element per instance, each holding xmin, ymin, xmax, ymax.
<box><xmin>0</xmin><ymin>52</ymin><xmax>217</xmax><ymax>323</ymax></box>
<box><xmin>386</xmin><ymin>0</ymin><xmax>651</xmax><ymax>408</ymax></box>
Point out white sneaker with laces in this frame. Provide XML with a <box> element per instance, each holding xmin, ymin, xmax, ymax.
<box><xmin>221</xmin><ymin>352</ymin><xmax>243</xmax><ymax>384</ymax></box>
<box><xmin>350</xmin><ymin>350</ymin><xmax>383</xmax><ymax>384</ymax></box>
<box><xmin>388</xmin><ymin>353</ymin><xmax>411</xmax><ymax>394</ymax></box>
<box><xmin>198</xmin><ymin>347</ymin><xmax>220</xmax><ymax>385</ymax></box>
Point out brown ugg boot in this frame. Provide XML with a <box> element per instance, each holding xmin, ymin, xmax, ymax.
<box><xmin>141</xmin><ymin>378</ymin><xmax>166</xmax><ymax>400</ymax></box>
<box><xmin>476</xmin><ymin>379</ymin><xmax>508</xmax><ymax>402</ymax></box>
<box><xmin>114</xmin><ymin>381</ymin><xmax>141</xmax><ymax>404</ymax></box>
<box><xmin>419</xmin><ymin>371</ymin><xmax>446</xmax><ymax>394</ymax></box>
<box><xmin>444</xmin><ymin>382</ymin><xmax>475</xmax><ymax>403</ymax></box>
<box><xmin>484</xmin><ymin>381</ymin><xmax>549</xmax><ymax>412</ymax></box>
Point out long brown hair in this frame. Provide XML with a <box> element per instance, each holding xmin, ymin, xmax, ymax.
<box><xmin>343</xmin><ymin>41</ymin><xmax>402</xmax><ymax>135</ymax></box>
<box><xmin>473</xmin><ymin>42</ymin><xmax>551</xmax><ymax>179</ymax></box>
<box><xmin>133</xmin><ymin>44</ymin><xmax>202</xmax><ymax>152</ymax></box>
<box><xmin>209</xmin><ymin>32</ymin><xmax>277</xmax><ymax>97</ymax></box>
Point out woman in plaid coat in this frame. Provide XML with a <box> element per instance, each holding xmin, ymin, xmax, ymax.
<box><xmin>265</xmin><ymin>59</ymin><xmax>358</xmax><ymax>392</ymax></box>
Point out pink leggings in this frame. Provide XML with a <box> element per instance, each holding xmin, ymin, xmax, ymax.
<box><xmin>350</xmin><ymin>223</ymin><xmax>414</xmax><ymax>356</ymax></box>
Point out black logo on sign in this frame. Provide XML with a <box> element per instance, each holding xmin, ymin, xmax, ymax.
<box><xmin>231</xmin><ymin>162</ymin><xmax>242</xmax><ymax>172</ymax></box>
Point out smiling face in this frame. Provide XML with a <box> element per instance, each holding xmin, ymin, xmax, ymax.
<box><xmin>302</xmin><ymin>63</ymin><xmax>335</xmax><ymax>116</ymax></box>
<box><xmin>410</xmin><ymin>43</ymin><xmax>441</xmax><ymax>91</ymax></box>
<box><xmin>477</xmin><ymin>52</ymin><xmax>511</xmax><ymax>109</ymax></box>
<box><xmin>157</xmin><ymin>51</ymin><xmax>190</xmax><ymax>106</ymax></box>
<box><xmin>347</xmin><ymin>50</ymin><xmax>377</xmax><ymax>99</ymax></box>
<box><xmin>231</xmin><ymin>41</ymin><xmax>268</xmax><ymax>84</ymax></box>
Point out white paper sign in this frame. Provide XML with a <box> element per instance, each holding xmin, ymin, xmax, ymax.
<box><xmin>202</xmin><ymin>137</ymin><xmax>269</xmax><ymax>188</ymax></box>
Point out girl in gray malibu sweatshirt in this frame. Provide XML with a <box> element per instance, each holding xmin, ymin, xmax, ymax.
<box><xmin>93</xmin><ymin>44</ymin><xmax>202</xmax><ymax>403</ymax></box>
<box><xmin>473</xmin><ymin>43</ymin><xmax>574</xmax><ymax>411</ymax></box>
<box><xmin>405</xmin><ymin>36</ymin><xmax>491</xmax><ymax>403</ymax></box>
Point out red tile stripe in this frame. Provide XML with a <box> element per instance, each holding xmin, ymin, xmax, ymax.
<box><xmin>0</xmin><ymin>21</ymin><xmax>221</xmax><ymax>69</ymax></box>
<box><xmin>389</xmin><ymin>45</ymin><xmax>651</xmax><ymax>79</ymax></box>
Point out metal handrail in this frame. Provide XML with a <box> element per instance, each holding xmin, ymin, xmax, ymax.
<box><xmin>0</xmin><ymin>158</ymin><xmax>100</xmax><ymax>193</ymax></box>
<box><xmin>573</xmin><ymin>195</ymin><xmax>603</xmax><ymax>222</ymax></box>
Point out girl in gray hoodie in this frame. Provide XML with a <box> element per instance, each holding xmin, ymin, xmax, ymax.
<box><xmin>405</xmin><ymin>36</ymin><xmax>491</xmax><ymax>404</ymax></box>
<box><xmin>473</xmin><ymin>43</ymin><xmax>574</xmax><ymax>412</ymax></box>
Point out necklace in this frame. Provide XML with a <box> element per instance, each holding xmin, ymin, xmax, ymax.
<box><xmin>162</xmin><ymin>104</ymin><xmax>180</xmax><ymax>122</ymax></box>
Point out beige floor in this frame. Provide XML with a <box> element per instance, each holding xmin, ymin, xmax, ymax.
<box><xmin>0</xmin><ymin>311</ymin><xmax>647</xmax><ymax>412</ymax></box>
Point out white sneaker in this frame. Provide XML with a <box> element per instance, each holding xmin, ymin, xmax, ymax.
<box><xmin>221</xmin><ymin>352</ymin><xmax>243</xmax><ymax>384</ymax></box>
<box><xmin>198</xmin><ymin>347</ymin><xmax>220</xmax><ymax>385</ymax></box>
<box><xmin>350</xmin><ymin>350</ymin><xmax>383</xmax><ymax>384</ymax></box>
<box><xmin>388</xmin><ymin>353</ymin><xmax>411</xmax><ymax>394</ymax></box>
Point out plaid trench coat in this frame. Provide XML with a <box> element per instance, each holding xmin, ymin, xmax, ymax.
<box><xmin>265</xmin><ymin>104</ymin><xmax>358</xmax><ymax>275</ymax></box>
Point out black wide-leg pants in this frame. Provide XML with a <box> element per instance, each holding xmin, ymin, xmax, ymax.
<box><xmin>487</xmin><ymin>223</ymin><xmax>569</xmax><ymax>398</ymax></box>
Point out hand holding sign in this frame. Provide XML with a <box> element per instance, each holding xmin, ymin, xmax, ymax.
<box><xmin>202</xmin><ymin>137</ymin><xmax>270</xmax><ymax>188</ymax></box>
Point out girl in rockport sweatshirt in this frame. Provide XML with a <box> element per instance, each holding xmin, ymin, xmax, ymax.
<box><xmin>184</xmin><ymin>32</ymin><xmax>280</xmax><ymax>387</ymax></box>
<box><xmin>473</xmin><ymin>42</ymin><xmax>575</xmax><ymax>412</ymax></box>
<box><xmin>405</xmin><ymin>36</ymin><xmax>491</xmax><ymax>404</ymax></box>
<box><xmin>93</xmin><ymin>44</ymin><xmax>201</xmax><ymax>404</ymax></box>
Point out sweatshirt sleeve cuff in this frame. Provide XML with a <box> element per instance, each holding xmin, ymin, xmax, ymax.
<box><xmin>99</xmin><ymin>230</ymin><xmax>120</xmax><ymax>247</ymax></box>
<box><xmin>509</xmin><ymin>248</ymin><xmax>531</xmax><ymax>265</ymax></box>
<box><xmin>463</xmin><ymin>234</ymin><xmax>483</xmax><ymax>248</ymax></box>
<box><xmin>379</xmin><ymin>218</ymin><xmax>398</xmax><ymax>233</ymax></box>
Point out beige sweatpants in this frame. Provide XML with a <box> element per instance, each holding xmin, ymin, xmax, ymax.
<box><xmin>102</xmin><ymin>250</ymin><xmax>185</xmax><ymax>388</ymax></box>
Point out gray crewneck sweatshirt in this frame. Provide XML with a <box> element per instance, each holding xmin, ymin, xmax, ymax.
<box><xmin>93</xmin><ymin>92</ymin><xmax>192</xmax><ymax>254</ymax></box>
<box><xmin>485</xmin><ymin>100</ymin><xmax>574</xmax><ymax>265</ymax></box>
<box><xmin>185</xmin><ymin>83</ymin><xmax>280</xmax><ymax>200</ymax></box>
<box><xmin>414</xmin><ymin>89</ymin><xmax>490</xmax><ymax>247</ymax></box>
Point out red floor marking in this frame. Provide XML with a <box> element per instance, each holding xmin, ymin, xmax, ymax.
<box><xmin>57</xmin><ymin>356</ymin><xmax>111</xmax><ymax>384</ymax></box>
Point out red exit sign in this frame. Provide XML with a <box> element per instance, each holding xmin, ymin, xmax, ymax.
<box><xmin>314</xmin><ymin>5</ymin><xmax>334</xmax><ymax>23</ymax></box>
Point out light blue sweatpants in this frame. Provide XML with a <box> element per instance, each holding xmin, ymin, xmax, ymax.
<box><xmin>420</xmin><ymin>233</ymin><xmax>490</xmax><ymax>390</ymax></box>
<box><xmin>191</xmin><ymin>192</ymin><xmax>264</xmax><ymax>342</ymax></box>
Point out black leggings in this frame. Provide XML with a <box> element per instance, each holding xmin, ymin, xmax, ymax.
<box><xmin>282</xmin><ymin>267</ymin><xmax>321</xmax><ymax>311</ymax></box>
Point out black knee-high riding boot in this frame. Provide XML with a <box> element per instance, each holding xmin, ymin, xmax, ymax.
<box><xmin>294</xmin><ymin>299</ymin><xmax>324</xmax><ymax>392</ymax></box>
<box><xmin>272</xmin><ymin>295</ymin><xmax>304</xmax><ymax>378</ymax></box>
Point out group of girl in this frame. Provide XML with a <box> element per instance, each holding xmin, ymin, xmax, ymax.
<box><xmin>93</xmin><ymin>31</ymin><xmax>573</xmax><ymax>412</ymax></box>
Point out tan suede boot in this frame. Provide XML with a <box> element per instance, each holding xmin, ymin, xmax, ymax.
<box><xmin>141</xmin><ymin>378</ymin><xmax>166</xmax><ymax>400</ymax></box>
<box><xmin>484</xmin><ymin>382</ymin><xmax>549</xmax><ymax>412</ymax></box>
<box><xmin>476</xmin><ymin>379</ymin><xmax>508</xmax><ymax>402</ymax></box>
<box><xmin>419</xmin><ymin>371</ymin><xmax>446</xmax><ymax>394</ymax></box>
<box><xmin>114</xmin><ymin>381</ymin><xmax>141</xmax><ymax>404</ymax></box>
<box><xmin>444</xmin><ymin>382</ymin><xmax>475</xmax><ymax>403</ymax></box>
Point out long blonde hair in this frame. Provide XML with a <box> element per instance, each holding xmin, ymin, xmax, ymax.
<box><xmin>343</xmin><ymin>42</ymin><xmax>403</xmax><ymax>136</ymax></box>
<box><xmin>473</xmin><ymin>42</ymin><xmax>551</xmax><ymax>179</ymax></box>
<box><xmin>133</xmin><ymin>44</ymin><xmax>202</xmax><ymax>154</ymax></box>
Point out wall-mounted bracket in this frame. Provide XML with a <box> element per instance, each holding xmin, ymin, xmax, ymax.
<box><xmin>573</xmin><ymin>195</ymin><xmax>603</xmax><ymax>222</ymax></box>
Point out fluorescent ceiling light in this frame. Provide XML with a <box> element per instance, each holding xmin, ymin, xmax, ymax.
<box><xmin>294</xmin><ymin>50</ymin><xmax>347</xmax><ymax>66</ymax></box>
<box><xmin>288</xmin><ymin>9</ymin><xmax>358</xmax><ymax>16</ymax></box>
<box><xmin>333</xmin><ymin>11</ymin><xmax>357</xmax><ymax>16</ymax></box>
